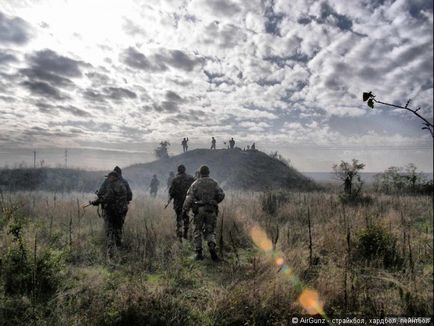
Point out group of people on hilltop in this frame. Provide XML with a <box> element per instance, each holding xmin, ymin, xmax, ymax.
<box><xmin>89</xmin><ymin>164</ymin><xmax>225</xmax><ymax>262</ymax></box>
<box><xmin>180</xmin><ymin>137</ymin><xmax>257</xmax><ymax>151</ymax></box>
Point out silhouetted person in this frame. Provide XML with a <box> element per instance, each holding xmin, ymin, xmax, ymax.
<box><xmin>251</xmin><ymin>143</ymin><xmax>256</xmax><ymax>150</ymax></box>
<box><xmin>91</xmin><ymin>171</ymin><xmax>128</xmax><ymax>257</ymax></box>
<box><xmin>229</xmin><ymin>138</ymin><xmax>235</xmax><ymax>149</ymax></box>
<box><xmin>182</xmin><ymin>138</ymin><xmax>189</xmax><ymax>152</ymax></box>
<box><xmin>150</xmin><ymin>174</ymin><xmax>160</xmax><ymax>197</ymax></box>
<box><xmin>211</xmin><ymin>137</ymin><xmax>216</xmax><ymax>150</ymax></box>
<box><xmin>169</xmin><ymin>165</ymin><xmax>195</xmax><ymax>240</ymax></box>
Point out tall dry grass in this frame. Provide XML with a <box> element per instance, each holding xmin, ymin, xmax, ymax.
<box><xmin>0</xmin><ymin>189</ymin><xmax>432</xmax><ymax>325</ymax></box>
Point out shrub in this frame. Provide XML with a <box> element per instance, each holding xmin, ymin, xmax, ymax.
<box><xmin>354</xmin><ymin>225</ymin><xmax>403</xmax><ymax>269</ymax></box>
<box><xmin>260</xmin><ymin>191</ymin><xmax>290</xmax><ymax>216</ymax></box>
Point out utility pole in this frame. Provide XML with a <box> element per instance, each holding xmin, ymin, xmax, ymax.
<box><xmin>65</xmin><ymin>149</ymin><xmax>68</xmax><ymax>168</ymax></box>
<box><xmin>33</xmin><ymin>150</ymin><xmax>36</xmax><ymax>168</ymax></box>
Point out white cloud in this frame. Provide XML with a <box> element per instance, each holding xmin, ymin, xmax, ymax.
<box><xmin>0</xmin><ymin>0</ymin><xmax>432</xmax><ymax>171</ymax></box>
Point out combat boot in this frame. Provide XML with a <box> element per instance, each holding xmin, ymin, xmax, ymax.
<box><xmin>208</xmin><ymin>243</ymin><xmax>219</xmax><ymax>262</ymax></box>
<box><xmin>195</xmin><ymin>249</ymin><xmax>204</xmax><ymax>260</ymax></box>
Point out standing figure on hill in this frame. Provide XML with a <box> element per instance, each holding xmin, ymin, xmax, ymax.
<box><xmin>169</xmin><ymin>165</ymin><xmax>195</xmax><ymax>240</ymax></box>
<box><xmin>149</xmin><ymin>174</ymin><xmax>160</xmax><ymax>197</ymax></box>
<box><xmin>181</xmin><ymin>138</ymin><xmax>189</xmax><ymax>152</ymax></box>
<box><xmin>91</xmin><ymin>171</ymin><xmax>128</xmax><ymax>258</ymax></box>
<box><xmin>167</xmin><ymin>171</ymin><xmax>175</xmax><ymax>190</ymax></box>
<box><xmin>229</xmin><ymin>137</ymin><xmax>235</xmax><ymax>149</ymax></box>
<box><xmin>211</xmin><ymin>137</ymin><xmax>216</xmax><ymax>150</ymax></box>
<box><xmin>251</xmin><ymin>143</ymin><xmax>256</xmax><ymax>150</ymax></box>
<box><xmin>183</xmin><ymin>165</ymin><xmax>225</xmax><ymax>261</ymax></box>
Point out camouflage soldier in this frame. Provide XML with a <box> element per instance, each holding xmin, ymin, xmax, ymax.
<box><xmin>167</xmin><ymin>171</ymin><xmax>175</xmax><ymax>190</ymax></box>
<box><xmin>114</xmin><ymin>166</ymin><xmax>133</xmax><ymax>203</ymax></box>
<box><xmin>183</xmin><ymin>165</ymin><xmax>225</xmax><ymax>261</ymax></box>
<box><xmin>91</xmin><ymin>171</ymin><xmax>128</xmax><ymax>257</ymax></box>
<box><xmin>150</xmin><ymin>174</ymin><xmax>159</xmax><ymax>197</ymax></box>
<box><xmin>96</xmin><ymin>166</ymin><xmax>133</xmax><ymax>221</ymax></box>
<box><xmin>211</xmin><ymin>137</ymin><xmax>216</xmax><ymax>150</ymax></box>
<box><xmin>169</xmin><ymin>165</ymin><xmax>195</xmax><ymax>239</ymax></box>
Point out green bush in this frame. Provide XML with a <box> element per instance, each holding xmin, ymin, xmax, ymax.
<box><xmin>260</xmin><ymin>191</ymin><xmax>290</xmax><ymax>216</ymax></box>
<box><xmin>355</xmin><ymin>225</ymin><xmax>403</xmax><ymax>269</ymax></box>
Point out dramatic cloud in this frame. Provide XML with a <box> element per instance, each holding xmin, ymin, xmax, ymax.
<box><xmin>0</xmin><ymin>11</ymin><xmax>31</xmax><ymax>44</ymax></box>
<box><xmin>0</xmin><ymin>0</ymin><xmax>432</xmax><ymax>171</ymax></box>
<box><xmin>0</xmin><ymin>50</ymin><xmax>17</xmax><ymax>64</ymax></box>
<box><xmin>21</xmin><ymin>80</ymin><xmax>67</xmax><ymax>100</ymax></box>
<box><xmin>28</xmin><ymin>49</ymin><xmax>85</xmax><ymax>77</ymax></box>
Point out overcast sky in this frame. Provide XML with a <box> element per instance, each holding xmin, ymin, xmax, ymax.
<box><xmin>0</xmin><ymin>0</ymin><xmax>432</xmax><ymax>172</ymax></box>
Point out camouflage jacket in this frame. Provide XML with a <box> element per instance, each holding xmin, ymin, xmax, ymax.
<box><xmin>95</xmin><ymin>178</ymin><xmax>128</xmax><ymax>215</ymax></box>
<box><xmin>97</xmin><ymin>176</ymin><xmax>132</xmax><ymax>202</ymax></box>
<box><xmin>183</xmin><ymin>177</ymin><xmax>225</xmax><ymax>213</ymax></box>
<box><xmin>169</xmin><ymin>172</ymin><xmax>195</xmax><ymax>208</ymax></box>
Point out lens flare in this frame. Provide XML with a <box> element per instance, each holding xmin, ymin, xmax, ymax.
<box><xmin>250</xmin><ymin>225</ymin><xmax>272</xmax><ymax>251</ymax></box>
<box><xmin>298</xmin><ymin>289</ymin><xmax>324</xmax><ymax>315</ymax></box>
<box><xmin>275</xmin><ymin>256</ymin><xmax>284</xmax><ymax>266</ymax></box>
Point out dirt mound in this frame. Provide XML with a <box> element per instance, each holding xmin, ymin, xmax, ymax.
<box><xmin>124</xmin><ymin>149</ymin><xmax>316</xmax><ymax>191</ymax></box>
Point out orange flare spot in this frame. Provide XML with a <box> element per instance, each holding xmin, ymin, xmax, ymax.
<box><xmin>298</xmin><ymin>289</ymin><xmax>324</xmax><ymax>315</ymax></box>
<box><xmin>275</xmin><ymin>256</ymin><xmax>284</xmax><ymax>266</ymax></box>
<box><xmin>250</xmin><ymin>225</ymin><xmax>272</xmax><ymax>251</ymax></box>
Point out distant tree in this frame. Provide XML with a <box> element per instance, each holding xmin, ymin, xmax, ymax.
<box><xmin>374</xmin><ymin>163</ymin><xmax>429</xmax><ymax>194</ymax></box>
<box><xmin>373</xmin><ymin>166</ymin><xmax>404</xmax><ymax>194</ymax></box>
<box><xmin>155</xmin><ymin>141</ymin><xmax>170</xmax><ymax>159</ymax></box>
<box><xmin>333</xmin><ymin>159</ymin><xmax>365</xmax><ymax>196</ymax></box>
<box><xmin>269</xmin><ymin>151</ymin><xmax>291</xmax><ymax>167</ymax></box>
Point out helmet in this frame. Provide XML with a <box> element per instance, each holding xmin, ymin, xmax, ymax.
<box><xmin>113</xmin><ymin>166</ymin><xmax>122</xmax><ymax>175</ymax></box>
<box><xmin>177</xmin><ymin>164</ymin><xmax>186</xmax><ymax>173</ymax></box>
<box><xmin>199</xmin><ymin>165</ymin><xmax>210</xmax><ymax>177</ymax></box>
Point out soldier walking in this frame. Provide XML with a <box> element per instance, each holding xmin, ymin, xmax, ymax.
<box><xmin>183</xmin><ymin>165</ymin><xmax>225</xmax><ymax>261</ymax></box>
<box><xmin>168</xmin><ymin>165</ymin><xmax>195</xmax><ymax>240</ymax></box>
<box><xmin>210</xmin><ymin>137</ymin><xmax>216</xmax><ymax>150</ymax></box>
<box><xmin>150</xmin><ymin>174</ymin><xmax>159</xmax><ymax>197</ymax></box>
<box><xmin>91</xmin><ymin>171</ymin><xmax>128</xmax><ymax>257</ymax></box>
<box><xmin>97</xmin><ymin>166</ymin><xmax>133</xmax><ymax>205</ymax></box>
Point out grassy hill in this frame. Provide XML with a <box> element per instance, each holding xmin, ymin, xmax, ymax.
<box><xmin>0</xmin><ymin>149</ymin><xmax>316</xmax><ymax>192</ymax></box>
<box><xmin>124</xmin><ymin>148</ymin><xmax>316</xmax><ymax>191</ymax></box>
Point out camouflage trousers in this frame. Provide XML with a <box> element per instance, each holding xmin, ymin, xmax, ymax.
<box><xmin>193</xmin><ymin>207</ymin><xmax>217</xmax><ymax>251</ymax></box>
<box><xmin>175</xmin><ymin>207</ymin><xmax>189</xmax><ymax>238</ymax></box>
<box><xmin>103</xmin><ymin>212</ymin><xmax>125</xmax><ymax>257</ymax></box>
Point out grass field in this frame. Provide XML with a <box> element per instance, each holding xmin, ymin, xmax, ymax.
<box><xmin>0</xmin><ymin>189</ymin><xmax>432</xmax><ymax>325</ymax></box>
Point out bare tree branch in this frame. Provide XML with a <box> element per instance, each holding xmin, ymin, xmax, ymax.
<box><xmin>363</xmin><ymin>92</ymin><xmax>434</xmax><ymax>138</ymax></box>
